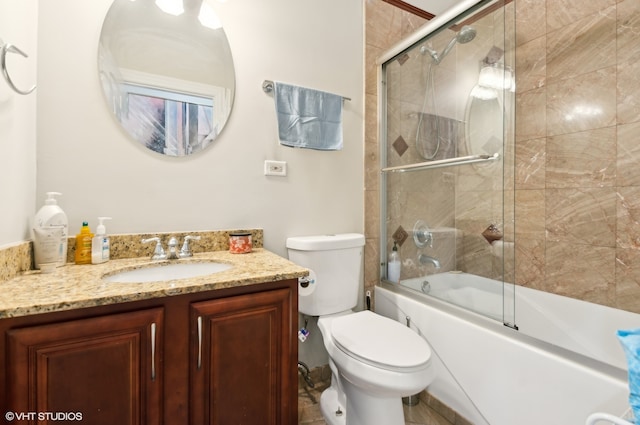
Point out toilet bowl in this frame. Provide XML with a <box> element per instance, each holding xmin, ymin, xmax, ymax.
<box><xmin>286</xmin><ymin>233</ymin><xmax>434</xmax><ymax>425</ymax></box>
<box><xmin>317</xmin><ymin>310</ymin><xmax>433</xmax><ymax>425</ymax></box>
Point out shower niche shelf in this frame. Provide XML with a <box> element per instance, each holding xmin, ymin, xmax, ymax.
<box><xmin>381</xmin><ymin>153</ymin><xmax>499</xmax><ymax>173</ymax></box>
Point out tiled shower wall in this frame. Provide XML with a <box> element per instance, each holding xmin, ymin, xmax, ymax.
<box><xmin>514</xmin><ymin>0</ymin><xmax>640</xmax><ymax>313</ymax></box>
<box><xmin>364</xmin><ymin>0</ymin><xmax>427</xmax><ymax>296</ymax></box>
<box><xmin>365</xmin><ymin>0</ymin><xmax>640</xmax><ymax>314</ymax></box>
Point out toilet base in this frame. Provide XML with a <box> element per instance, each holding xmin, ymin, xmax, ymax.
<box><xmin>320</xmin><ymin>387</ymin><xmax>346</xmax><ymax>425</ymax></box>
<box><xmin>320</xmin><ymin>381</ymin><xmax>406</xmax><ymax>425</ymax></box>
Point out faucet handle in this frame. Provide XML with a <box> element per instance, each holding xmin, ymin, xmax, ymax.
<box><xmin>179</xmin><ymin>235</ymin><xmax>201</xmax><ymax>258</ymax></box>
<box><xmin>142</xmin><ymin>237</ymin><xmax>167</xmax><ymax>260</ymax></box>
<box><xmin>413</xmin><ymin>220</ymin><xmax>433</xmax><ymax>248</ymax></box>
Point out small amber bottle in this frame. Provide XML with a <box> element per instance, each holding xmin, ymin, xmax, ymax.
<box><xmin>75</xmin><ymin>221</ymin><xmax>94</xmax><ymax>265</ymax></box>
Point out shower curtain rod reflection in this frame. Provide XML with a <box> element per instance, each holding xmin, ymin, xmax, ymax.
<box><xmin>381</xmin><ymin>153</ymin><xmax>499</xmax><ymax>173</ymax></box>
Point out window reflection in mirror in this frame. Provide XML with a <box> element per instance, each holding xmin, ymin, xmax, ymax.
<box><xmin>121</xmin><ymin>84</ymin><xmax>215</xmax><ymax>156</ymax></box>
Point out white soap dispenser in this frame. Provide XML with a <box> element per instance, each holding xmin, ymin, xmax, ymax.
<box><xmin>33</xmin><ymin>192</ymin><xmax>69</xmax><ymax>268</ymax></box>
<box><xmin>387</xmin><ymin>241</ymin><xmax>401</xmax><ymax>283</ymax></box>
<box><xmin>91</xmin><ymin>217</ymin><xmax>112</xmax><ymax>264</ymax></box>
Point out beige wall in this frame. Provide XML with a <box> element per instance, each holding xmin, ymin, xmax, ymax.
<box><xmin>35</xmin><ymin>0</ymin><xmax>364</xmax><ymax>260</ymax></box>
<box><xmin>0</xmin><ymin>0</ymin><xmax>37</xmax><ymax>246</ymax></box>
<box><xmin>365</xmin><ymin>0</ymin><xmax>640</xmax><ymax>314</ymax></box>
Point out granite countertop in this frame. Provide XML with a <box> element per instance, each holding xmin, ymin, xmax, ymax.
<box><xmin>0</xmin><ymin>248</ymin><xmax>308</xmax><ymax>319</ymax></box>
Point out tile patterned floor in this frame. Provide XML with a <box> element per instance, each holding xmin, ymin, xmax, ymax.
<box><xmin>298</xmin><ymin>374</ymin><xmax>458</xmax><ymax>425</ymax></box>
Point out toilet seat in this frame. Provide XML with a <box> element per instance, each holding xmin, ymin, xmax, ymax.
<box><xmin>330</xmin><ymin>310</ymin><xmax>431</xmax><ymax>373</ymax></box>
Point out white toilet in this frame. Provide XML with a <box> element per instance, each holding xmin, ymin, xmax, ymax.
<box><xmin>287</xmin><ymin>233</ymin><xmax>434</xmax><ymax>425</ymax></box>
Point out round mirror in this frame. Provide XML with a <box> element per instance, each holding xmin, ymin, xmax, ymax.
<box><xmin>98</xmin><ymin>0</ymin><xmax>235</xmax><ymax>157</ymax></box>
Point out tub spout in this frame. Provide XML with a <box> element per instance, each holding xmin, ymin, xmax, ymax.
<box><xmin>419</xmin><ymin>254</ymin><xmax>441</xmax><ymax>269</ymax></box>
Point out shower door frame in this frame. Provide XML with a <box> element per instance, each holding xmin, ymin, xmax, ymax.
<box><xmin>376</xmin><ymin>0</ymin><xmax>517</xmax><ymax>328</ymax></box>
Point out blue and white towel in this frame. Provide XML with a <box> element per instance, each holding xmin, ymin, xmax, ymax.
<box><xmin>274</xmin><ymin>82</ymin><xmax>343</xmax><ymax>150</ymax></box>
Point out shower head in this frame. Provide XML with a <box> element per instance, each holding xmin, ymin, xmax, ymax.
<box><xmin>421</xmin><ymin>25</ymin><xmax>477</xmax><ymax>64</ymax></box>
<box><xmin>456</xmin><ymin>25</ymin><xmax>477</xmax><ymax>44</ymax></box>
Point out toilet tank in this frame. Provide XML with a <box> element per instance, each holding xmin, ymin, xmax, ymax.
<box><xmin>286</xmin><ymin>233</ymin><xmax>365</xmax><ymax>316</ymax></box>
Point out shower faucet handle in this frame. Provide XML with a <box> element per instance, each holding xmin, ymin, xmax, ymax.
<box><xmin>413</xmin><ymin>220</ymin><xmax>433</xmax><ymax>248</ymax></box>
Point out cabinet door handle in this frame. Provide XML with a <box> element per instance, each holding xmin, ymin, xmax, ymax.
<box><xmin>197</xmin><ymin>316</ymin><xmax>203</xmax><ymax>370</ymax></box>
<box><xmin>151</xmin><ymin>322</ymin><xmax>157</xmax><ymax>381</ymax></box>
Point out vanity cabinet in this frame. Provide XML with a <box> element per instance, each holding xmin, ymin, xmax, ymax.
<box><xmin>0</xmin><ymin>279</ymin><xmax>298</xmax><ymax>425</ymax></box>
<box><xmin>190</xmin><ymin>288</ymin><xmax>295</xmax><ymax>425</ymax></box>
<box><xmin>5</xmin><ymin>308</ymin><xmax>163</xmax><ymax>425</ymax></box>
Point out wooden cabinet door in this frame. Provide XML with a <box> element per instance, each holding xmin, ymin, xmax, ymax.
<box><xmin>190</xmin><ymin>288</ymin><xmax>296</xmax><ymax>425</ymax></box>
<box><xmin>6</xmin><ymin>308</ymin><xmax>163</xmax><ymax>425</ymax></box>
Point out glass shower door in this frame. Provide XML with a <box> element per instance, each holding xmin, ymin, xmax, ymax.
<box><xmin>379</xmin><ymin>0</ymin><xmax>516</xmax><ymax>327</ymax></box>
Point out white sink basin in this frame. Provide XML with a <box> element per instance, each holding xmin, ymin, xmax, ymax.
<box><xmin>103</xmin><ymin>262</ymin><xmax>232</xmax><ymax>283</ymax></box>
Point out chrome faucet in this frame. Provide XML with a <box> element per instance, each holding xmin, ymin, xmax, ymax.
<box><xmin>167</xmin><ymin>237</ymin><xmax>179</xmax><ymax>260</ymax></box>
<box><xmin>142</xmin><ymin>235</ymin><xmax>201</xmax><ymax>260</ymax></box>
<box><xmin>419</xmin><ymin>254</ymin><xmax>441</xmax><ymax>270</ymax></box>
<box><xmin>141</xmin><ymin>237</ymin><xmax>167</xmax><ymax>261</ymax></box>
<box><xmin>179</xmin><ymin>235</ymin><xmax>201</xmax><ymax>258</ymax></box>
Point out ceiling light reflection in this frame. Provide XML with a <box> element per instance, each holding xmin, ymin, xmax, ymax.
<box><xmin>478</xmin><ymin>62</ymin><xmax>515</xmax><ymax>92</ymax></box>
<box><xmin>155</xmin><ymin>0</ymin><xmax>184</xmax><ymax>15</ymax></box>
<box><xmin>470</xmin><ymin>85</ymin><xmax>498</xmax><ymax>100</ymax></box>
<box><xmin>564</xmin><ymin>104</ymin><xmax>603</xmax><ymax>121</ymax></box>
<box><xmin>199</xmin><ymin>3</ymin><xmax>222</xmax><ymax>29</ymax></box>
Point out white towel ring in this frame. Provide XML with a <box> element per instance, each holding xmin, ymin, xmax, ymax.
<box><xmin>1</xmin><ymin>43</ymin><xmax>36</xmax><ymax>95</ymax></box>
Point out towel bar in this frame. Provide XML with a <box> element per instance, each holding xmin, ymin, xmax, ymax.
<box><xmin>262</xmin><ymin>80</ymin><xmax>351</xmax><ymax>101</ymax></box>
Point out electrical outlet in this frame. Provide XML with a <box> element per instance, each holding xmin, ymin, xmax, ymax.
<box><xmin>264</xmin><ymin>160</ymin><xmax>287</xmax><ymax>176</ymax></box>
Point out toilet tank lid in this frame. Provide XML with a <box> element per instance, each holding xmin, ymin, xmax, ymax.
<box><xmin>286</xmin><ymin>233</ymin><xmax>365</xmax><ymax>251</ymax></box>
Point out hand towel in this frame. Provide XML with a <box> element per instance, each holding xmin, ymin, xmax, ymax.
<box><xmin>274</xmin><ymin>82</ymin><xmax>343</xmax><ymax>150</ymax></box>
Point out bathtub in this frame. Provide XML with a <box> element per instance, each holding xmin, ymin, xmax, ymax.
<box><xmin>375</xmin><ymin>272</ymin><xmax>640</xmax><ymax>425</ymax></box>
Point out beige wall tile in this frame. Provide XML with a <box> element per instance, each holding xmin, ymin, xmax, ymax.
<box><xmin>546</xmin><ymin>6</ymin><xmax>616</xmax><ymax>83</ymax></box>
<box><xmin>365</xmin><ymin>43</ymin><xmax>383</xmax><ymax>96</ymax></box>
<box><xmin>616</xmin><ymin>248</ymin><xmax>640</xmax><ymax>314</ymax></box>
<box><xmin>401</xmin><ymin>10</ymin><xmax>427</xmax><ymax>38</ymax></box>
<box><xmin>365</xmin><ymin>0</ymin><xmax>404</xmax><ymax>50</ymax></box>
<box><xmin>364</xmin><ymin>189</ymin><xmax>380</xmax><ymax>242</ymax></box>
<box><xmin>617</xmin><ymin>121</ymin><xmax>640</xmax><ymax>186</ymax></box>
<box><xmin>616</xmin><ymin>186</ymin><xmax>640</xmax><ymax>250</ymax></box>
<box><xmin>516</xmin><ymin>87</ymin><xmax>546</xmax><ymax>141</ymax></box>
<box><xmin>617</xmin><ymin>57</ymin><xmax>640</xmax><ymax>125</ymax></box>
<box><xmin>364</xmin><ymin>237</ymin><xmax>380</xmax><ymax>288</ymax></box>
<box><xmin>546</xmin><ymin>127</ymin><xmax>616</xmax><ymax>188</ymax></box>
<box><xmin>515</xmin><ymin>189</ymin><xmax>545</xmax><ymax>239</ymax></box>
<box><xmin>515</xmin><ymin>0</ymin><xmax>546</xmax><ymax>46</ymax></box>
<box><xmin>616</xmin><ymin>0</ymin><xmax>640</xmax><ymax>64</ymax></box>
<box><xmin>515</xmin><ymin>137</ymin><xmax>546</xmax><ymax>189</ymax></box>
<box><xmin>546</xmin><ymin>67</ymin><xmax>616</xmax><ymax>136</ymax></box>
<box><xmin>364</xmin><ymin>93</ymin><xmax>379</xmax><ymax>192</ymax></box>
<box><xmin>547</xmin><ymin>0</ymin><xmax>616</xmax><ymax>31</ymax></box>
<box><xmin>515</xmin><ymin>237</ymin><xmax>545</xmax><ymax>289</ymax></box>
<box><xmin>546</xmin><ymin>187</ymin><xmax>616</xmax><ymax>247</ymax></box>
<box><xmin>516</xmin><ymin>36</ymin><xmax>546</xmax><ymax>92</ymax></box>
<box><xmin>545</xmin><ymin>241</ymin><xmax>615</xmax><ymax>304</ymax></box>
